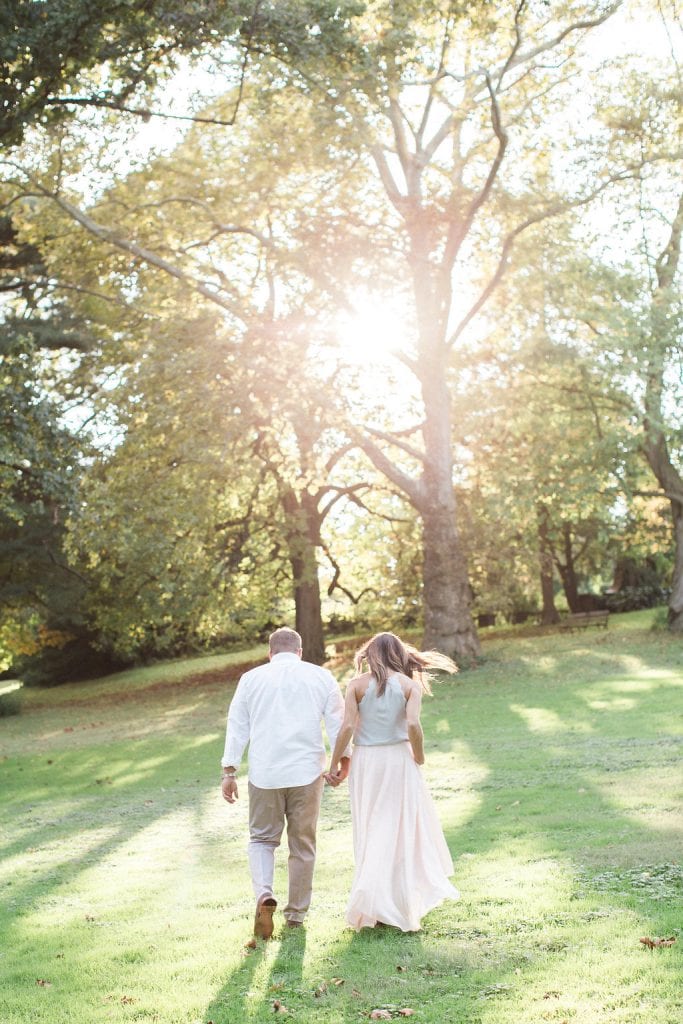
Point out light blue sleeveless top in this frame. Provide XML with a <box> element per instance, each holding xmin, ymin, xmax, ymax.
<box><xmin>353</xmin><ymin>674</ymin><xmax>409</xmax><ymax>746</ymax></box>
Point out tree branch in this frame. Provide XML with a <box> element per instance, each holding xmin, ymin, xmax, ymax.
<box><xmin>497</xmin><ymin>0</ymin><xmax>529</xmax><ymax>88</ymax></box>
<box><xmin>447</xmin><ymin>160</ymin><xmax>660</xmax><ymax>348</ymax></box>
<box><xmin>365</xmin><ymin>425</ymin><xmax>427</xmax><ymax>464</ymax></box>
<box><xmin>321</xmin><ymin>539</ymin><xmax>379</xmax><ymax>603</ymax></box>
<box><xmin>43</xmin><ymin>96</ymin><xmax>240</xmax><ymax>128</ymax></box>
<box><xmin>441</xmin><ymin>69</ymin><xmax>508</xmax><ymax>273</ymax></box>
<box><xmin>348</xmin><ymin>428</ymin><xmax>424</xmax><ymax>509</ymax></box>
<box><xmin>415</xmin><ymin>19</ymin><xmax>452</xmax><ymax>149</ymax></box>
<box><xmin>318</xmin><ymin>483</ymin><xmax>372</xmax><ymax>522</ymax></box>
<box><xmin>5</xmin><ymin>168</ymin><xmax>251</xmax><ymax>322</ymax></box>
<box><xmin>370</xmin><ymin>144</ymin><xmax>405</xmax><ymax>211</ymax></box>
<box><xmin>501</xmin><ymin>2</ymin><xmax>623</xmax><ymax>77</ymax></box>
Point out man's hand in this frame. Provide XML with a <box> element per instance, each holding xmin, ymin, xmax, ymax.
<box><xmin>221</xmin><ymin>776</ymin><xmax>239</xmax><ymax>804</ymax></box>
<box><xmin>324</xmin><ymin>755</ymin><xmax>351</xmax><ymax>787</ymax></box>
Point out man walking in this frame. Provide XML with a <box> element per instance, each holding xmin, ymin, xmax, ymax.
<box><xmin>221</xmin><ymin>627</ymin><xmax>350</xmax><ymax>938</ymax></box>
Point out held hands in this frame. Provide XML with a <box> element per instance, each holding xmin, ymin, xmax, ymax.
<box><xmin>324</xmin><ymin>755</ymin><xmax>351</xmax><ymax>788</ymax></box>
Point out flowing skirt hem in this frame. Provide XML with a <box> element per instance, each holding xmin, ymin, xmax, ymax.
<box><xmin>346</xmin><ymin>882</ymin><xmax>459</xmax><ymax>933</ymax></box>
<box><xmin>346</xmin><ymin>742</ymin><xmax>460</xmax><ymax>933</ymax></box>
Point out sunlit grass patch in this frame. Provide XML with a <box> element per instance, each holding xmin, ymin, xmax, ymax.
<box><xmin>1</xmin><ymin>611</ymin><xmax>682</xmax><ymax>1023</ymax></box>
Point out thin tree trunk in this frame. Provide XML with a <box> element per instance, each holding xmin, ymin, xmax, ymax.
<box><xmin>537</xmin><ymin>505</ymin><xmax>560</xmax><ymax>625</ymax></box>
<box><xmin>557</xmin><ymin>523</ymin><xmax>580</xmax><ymax>612</ymax></box>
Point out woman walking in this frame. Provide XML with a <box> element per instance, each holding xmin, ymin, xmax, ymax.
<box><xmin>326</xmin><ymin>632</ymin><xmax>459</xmax><ymax>932</ymax></box>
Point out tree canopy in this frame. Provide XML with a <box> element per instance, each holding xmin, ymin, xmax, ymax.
<box><xmin>1</xmin><ymin>0</ymin><xmax>681</xmax><ymax>679</ymax></box>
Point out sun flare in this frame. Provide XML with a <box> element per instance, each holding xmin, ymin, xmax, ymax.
<box><xmin>333</xmin><ymin>294</ymin><xmax>415</xmax><ymax>370</ymax></box>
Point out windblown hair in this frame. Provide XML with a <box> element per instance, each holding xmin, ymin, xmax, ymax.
<box><xmin>269</xmin><ymin>627</ymin><xmax>302</xmax><ymax>654</ymax></box>
<box><xmin>354</xmin><ymin>632</ymin><xmax>457</xmax><ymax>697</ymax></box>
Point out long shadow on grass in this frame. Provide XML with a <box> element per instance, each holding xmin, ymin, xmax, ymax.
<box><xmin>0</xmin><ymin>732</ymin><xmax>226</xmax><ymax>954</ymax></box>
<box><xmin>426</xmin><ymin>634</ymin><xmax>683</xmax><ymax>1016</ymax></box>
<box><xmin>440</xmin><ymin>638</ymin><xmax>682</xmax><ymax>874</ymax></box>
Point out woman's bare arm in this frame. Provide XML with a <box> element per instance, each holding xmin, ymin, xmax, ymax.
<box><xmin>405</xmin><ymin>679</ymin><xmax>425</xmax><ymax>764</ymax></box>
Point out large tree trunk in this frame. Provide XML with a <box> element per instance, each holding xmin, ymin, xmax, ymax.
<box><xmin>421</xmin><ymin>500</ymin><xmax>478</xmax><ymax>657</ymax></box>
<box><xmin>642</xmin><ymin>192</ymin><xmax>683</xmax><ymax>633</ymax></box>
<box><xmin>642</xmin><ymin>433</ymin><xmax>683</xmax><ymax>633</ymax></box>
<box><xmin>282</xmin><ymin>490</ymin><xmax>326</xmax><ymax>664</ymax></box>
<box><xmin>641</xmin><ymin>435</ymin><xmax>683</xmax><ymax>633</ymax></box>
<box><xmin>669</xmin><ymin>500</ymin><xmax>683</xmax><ymax>631</ymax></box>
<box><xmin>537</xmin><ymin>505</ymin><xmax>560</xmax><ymax>625</ymax></box>
<box><xmin>291</xmin><ymin>554</ymin><xmax>325</xmax><ymax>662</ymax></box>
<box><xmin>418</xmin><ymin>353</ymin><xmax>480</xmax><ymax>660</ymax></box>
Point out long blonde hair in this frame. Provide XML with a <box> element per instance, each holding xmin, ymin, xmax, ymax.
<box><xmin>354</xmin><ymin>632</ymin><xmax>457</xmax><ymax>696</ymax></box>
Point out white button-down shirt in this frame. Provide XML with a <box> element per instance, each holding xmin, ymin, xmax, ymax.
<box><xmin>221</xmin><ymin>652</ymin><xmax>348</xmax><ymax>789</ymax></box>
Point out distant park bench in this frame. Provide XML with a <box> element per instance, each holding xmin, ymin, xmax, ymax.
<box><xmin>557</xmin><ymin>610</ymin><xmax>609</xmax><ymax>630</ymax></box>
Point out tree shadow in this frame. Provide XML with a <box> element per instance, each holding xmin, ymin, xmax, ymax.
<box><xmin>0</xmin><ymin>732</ymin><xmax>226</xmax><ymax>953</ymax></box>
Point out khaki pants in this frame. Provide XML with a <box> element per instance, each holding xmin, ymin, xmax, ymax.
<box><xmin>248</xmin><ymin>776</ymin><xmax>324</xmax><ymax>923</ymax></box>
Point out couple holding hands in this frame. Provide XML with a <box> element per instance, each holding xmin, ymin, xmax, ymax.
<box><xmin>221</xmin><ymin>627</ymin><xmax>458</xmax><ymax>939</ymax></box>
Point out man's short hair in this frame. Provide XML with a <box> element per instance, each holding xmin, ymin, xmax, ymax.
<box><xmin>269</xmin><ymin>627</ymin><xmax>302</xmax><ymax>654</ymax></box>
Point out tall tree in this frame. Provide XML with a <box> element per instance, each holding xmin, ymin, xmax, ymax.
<box><xmin>4</xmin><ymin>0</ymin><xmax>661</xmax><ymax>661</ymax></box>
<box><xmin>523</xmin><ymin>70</ymin><xmax>683</xmax><ymax>628</ymax></box>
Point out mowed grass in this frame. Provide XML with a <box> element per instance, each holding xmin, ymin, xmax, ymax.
<box><xmin>1</xmin><ymin>612</ymin><xmax>681</xmax><ymax>1024</ymax></box>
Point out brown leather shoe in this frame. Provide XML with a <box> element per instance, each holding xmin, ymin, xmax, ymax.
<box><xmin>254</xmin><ymin>896</ymin><xmax>277</xmax><ymax>939</ymax></box>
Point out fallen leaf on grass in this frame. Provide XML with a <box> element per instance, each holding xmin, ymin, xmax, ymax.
<box><xmin>120</xmin><ymin>995</ymin><xmax>136</xmax><ymax>1004</ymax></box>
<box><xmin>369</xmin><ymin>1012</ymin><xmax>392</xmax><ymax>1020</ymax></box>
<box><xmin>314</xmin><ymin>983</ymin><xmax>327</xmax><ymax>997</ymax></box>
<box><xmin>398</xmin><ymin>1011</ymin><xmax>415</xmax><ymax>1017</ymax></box>
<box><xmin>543</xmin><ymin>991</ymin><xmax>561</xmax><ymax>999</ymax></box>
<box><xmin>640</xmin><ymin>936</ymin><xmax>676</xmax><ymax>949</ymax></box>
<box><xmin>396</xmin><ymin>965</ymin><xmax>407</xmax><ymax>973</ymax></box>
<box><xmin>36</xmin><ymin>979</ymin><xmax>52</xmax><ymax>987</ymax></box>
<box><xmin>272</xmin><ymin>1000</ymin><xmax>288</xmax><ymax>1013</ymax></box>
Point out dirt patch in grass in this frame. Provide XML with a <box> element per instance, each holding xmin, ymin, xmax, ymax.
<box><xmin>25</xmin><ymin>659</ymin><xmax>263</xmax><ymax>714</ymax></box>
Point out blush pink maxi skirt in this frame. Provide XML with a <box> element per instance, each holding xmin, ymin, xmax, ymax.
<box><xmin>346</xmin><ymin>741</ymin><xmax>459</xmax><ymax>932</ymax></box>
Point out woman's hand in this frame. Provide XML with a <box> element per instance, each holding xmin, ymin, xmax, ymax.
<box><xmin>324</xmin><ymin>755</ymin><xmax>351</xmax><ymax>787</ymax></box>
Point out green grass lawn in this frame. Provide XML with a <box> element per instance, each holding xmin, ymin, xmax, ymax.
<box><xmin>1</xmin><ymin>611</ymin><xmax>681</xmax><ymax>1024</ymax></box>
